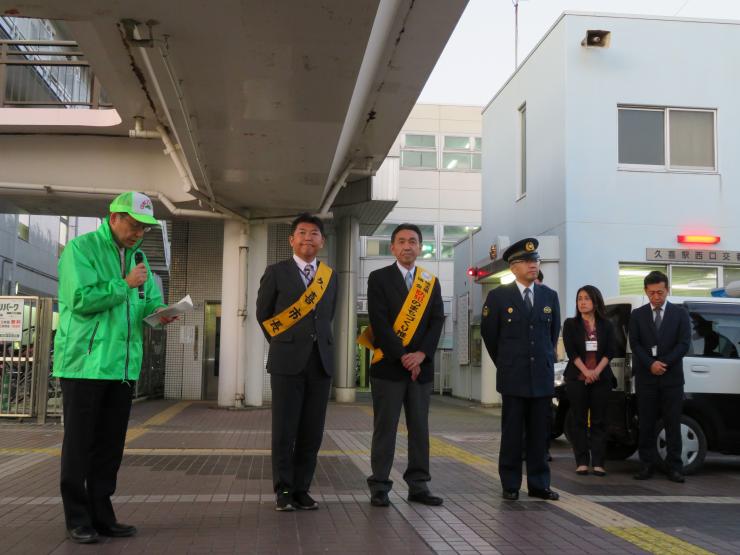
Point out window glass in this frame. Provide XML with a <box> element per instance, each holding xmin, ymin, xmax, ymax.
<box><xmin>444</xmin><ymin>136</ymin><xmax>471</xmax><ymax>150</ymax></box>
<box><xmin>17</xmin><ymin>213</ymin><xmax>30</xmax><ymax>242</ymax></box>
<box><xmin>669</xmin><ymin>110</ymin><xmax>715</xmax><ymax>169</ymax></box>
<box><xmin>372</xmin><ymin>223</ymin><xmax>397</xmax><ymax>237</ymax></box>
<box><xmin>440</xmin><ymin>243</ymin><xmax>455</xmax><ymax>259</ymax></box>
<box><xmin>605</xmin><ymin>303</ymin><xmax>632</xmax><ymax>358</ymax></box>
<box><xmin>472</xmin><ymin>153</ymin><xmax>482</xmax><ymax>170</ymax></box>
<box><xmin>405</xmin><ymin>134</ymin><xmax>435</xmax><ymax>148</ymax></box>
<box><xmin>401</xmin><ymin>150</ymin><xmax>436</xmax><ymax>169</ymax></box>
<box><xmin>724</xmin><ymin>267</ymin><xmax>740</xmax><ymax>286</ymax></box>
<box><xmin>686</xmin><ymin>305</ymin><xmax>740</xmax><ymax>358</ymax></box>
<box><xmin>443</xmin><ymin>225</ymin><xmax>480</xmax><ymax>241</ymax></box>
<box><xmin>443</xmin><ymin>152</ymin><xmax>472</xmax><ymax>170</ymax></box>
<box><xmin>474</xmin><ymin>137</ymin><xmax>482</xmax><ymax>151</ymax></box>
<box><xmin>519</xmin><ymin>105</ymin><xmax>527</xmax><ymax>196</ymax></box>
<box><xmin>618</xmin><ymin>108</ymin><xmax>665</xmax><ymax>166</ymax></box>
<box><xmin>671</xmin><ymin>266</ymin><xmax>717</xmax><ymax>297</ymax></box>
<box><xmin>420</xmin><ymin>241</ymin><xmax>436</xmax><ymax>259</ymax></box>
<box><xmin>618</xmin><ymin>264</ymin><xmax>668</xmax><ymax>295</ymax></box>
<box><xmin>365</xmin><ymin>238</ymin><xmax>392</xmax><ymax>257</ymax></box>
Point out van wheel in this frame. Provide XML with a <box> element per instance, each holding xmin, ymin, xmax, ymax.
<box><xmin>606</xmin><ymin>442</ymin><xmax>637</xmax><ymax>460</ymax></box>
<box><xmin>655</xmin><ymin>415</ymin><xmax>707</xmax><ymax>475</ymax></box>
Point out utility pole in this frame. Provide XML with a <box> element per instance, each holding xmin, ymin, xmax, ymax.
<box><xmin>512</xmin><ymin>0</ymin><xmax>528</xmax><ymax>69</ymax></box>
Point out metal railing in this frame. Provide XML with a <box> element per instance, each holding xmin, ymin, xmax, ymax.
<box><xmin>0</xmin><ymin>297</ymin><xmax>53</xmax><ymax>420</ymax></box>
<box><xmin>0</xmin><ymin>39</ymin><xmax>109</xmax><ymax>108</ymax></box>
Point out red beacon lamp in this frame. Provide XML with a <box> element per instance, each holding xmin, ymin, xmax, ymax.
<box><xmin>677</xmin><ymin>235</ymin><xmax>720</xmax><ymax>245</ymax></box>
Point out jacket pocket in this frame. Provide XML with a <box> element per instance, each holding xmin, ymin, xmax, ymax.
<box><xmin>87</xmin><ymin>321</ymin><xmax>100</xmax><ymax>355</ymax></box>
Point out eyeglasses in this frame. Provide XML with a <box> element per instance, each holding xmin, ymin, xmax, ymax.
<box><xmin>125</xmin><ymin>214</ymin><xmax>152</xmax><ymax>233</ymax></box>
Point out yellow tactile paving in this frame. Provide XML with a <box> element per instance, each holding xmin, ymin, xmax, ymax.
<box><xmin>125</xmin><ymin>401</ymin><xmax>193</xmax><ymax>443</ymax></box>
<box><xmin>606</xmin><ymin>526</ymin><xmax>715</xmax><ymax>555</ymax></box>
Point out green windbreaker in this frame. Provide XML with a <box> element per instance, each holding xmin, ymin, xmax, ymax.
<box><xmin>52</xmin><ymin>218</ymin><xmax>165</xmax><ymax>381</ymax></box>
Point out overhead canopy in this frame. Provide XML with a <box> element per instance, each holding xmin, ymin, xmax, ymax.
<box><xmin>0</xmin><ymin>0</ymin><xmax>469</xmax><ymax>223</ymax></box>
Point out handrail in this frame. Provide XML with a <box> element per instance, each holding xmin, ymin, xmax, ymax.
<box><xmin>0</xmin><ymin>39</ymin><xmax>109</xmax><ymax>109</ymax></box>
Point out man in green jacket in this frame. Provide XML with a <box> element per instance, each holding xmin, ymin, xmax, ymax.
<box><xmin>53</xmin><ymin>192</ymin><xmax>173</xmax><ymax>544</ymax></box>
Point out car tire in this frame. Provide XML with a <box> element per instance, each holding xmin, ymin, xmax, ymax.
<box><xmin>655</xmin><ymin>415</ymin><xmax>707</xmax><ymax>475</ymax></box>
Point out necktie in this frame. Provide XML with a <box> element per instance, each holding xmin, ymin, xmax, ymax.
<box><xmin>304</xmin><ymin>264</ymin><xmax>314</xmax><ymax>286</ymax></box>
<box><xmin>654</xmin><ymin>307</ymin><xmax>662</xmax><ymax>331</ymax></box>
<box><xmin>524</xmin><ymin>287</ymin><xmax>533</xmax><ymax>311</ymax></box>
<box><xmin>405</xmin><ymin>270</ymin><xmax>413</xmax><ymax>290</ymax></box>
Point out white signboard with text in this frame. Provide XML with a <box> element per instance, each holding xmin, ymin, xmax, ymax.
<box><xmin>0</xmin><ymin>300</ymin><xmax>24</xmax><ymax>342</ymax></box>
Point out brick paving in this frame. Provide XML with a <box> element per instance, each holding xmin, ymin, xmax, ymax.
<box><xmin>0</xmin><ymin>394</ymin><xmax>739</xmax><ymax>553</ymax></box>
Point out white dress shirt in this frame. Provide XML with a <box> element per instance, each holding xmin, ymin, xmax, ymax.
<box><xmin>515</xmin><ymin>280</ymin><xmax>535</xmax><ymax>305</ymax></box>
<box><xmin>293</xmin><ymin>254</ymin><xmax>317</xmax><ymax>287</ymax></box>
<box><xmin>396</xmin><ymin>261</ymin><xmax>416</xmax><ymax>283</ymax></box>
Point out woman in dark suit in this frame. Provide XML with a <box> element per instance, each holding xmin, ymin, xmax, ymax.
<box><xmin>563</xmin><ymin>285</ymin><xmax>615</xmax><ymax>476</ymax></box>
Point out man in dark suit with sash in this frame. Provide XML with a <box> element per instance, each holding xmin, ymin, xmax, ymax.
<box><xmin>360</xmin><ymin>223</ymin><xmax>445</xmax><ymax>508</ymax></box>
<box><xmin>256</xmin><ymin>213</ymin><xmax>337</xmax><ymax>512</ymax></box>
<box><xmin>629</xmin><ymin>270</ymin><xmax>691</xmax><ymax>483</ymax></box>
<box><xmin>481</xmin><ymin>238</ymin><xmax>561</xmax><ymax>501</ymax></box>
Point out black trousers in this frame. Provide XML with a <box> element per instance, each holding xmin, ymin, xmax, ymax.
<box><xmin>566</xmin><ymin>378</ymin><xmax>611</xmax><ymax>467</ymax></box>
<box><xmin>60</xmin><ymin>378</ymin><xmax>133</xmax><ymax>530</ymax></box>
<box><xmin>367</xmin><ymin>377</ymin><xmax>433</xmax><ymax>496</ymax></box>
<box><xmin>638</xmin><ymin>382</ymin><xmax>684</xmax><ymax>472</ymax></box>
<box><xmin>270</xmin><ymin>344</ymin><xmax>331</xmax><ymax>493</ymax></box>
<box><xmin>499</xmin><ymin>395</ymin><xmax>550</xmax><ymax>492</ymax></box>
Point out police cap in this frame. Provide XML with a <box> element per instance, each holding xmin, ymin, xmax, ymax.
<box><xmin>503</xmin><ymin>238</ymin><xmax>540</xmax><ymax>263</ymax></box>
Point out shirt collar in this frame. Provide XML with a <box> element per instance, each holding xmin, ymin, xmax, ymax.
<box><xmin>515</xmin><ymin>280</ymin><xmax>534</xmax><ymax>296</ymax></box>
<box><xmin>396</xmin><ymin>261</ymin><xmax>415</xmax><ymax>278</ymax></box>
<box><xmin>293</xmin><ymin>254</ymin><xmax>317</xmax><ymax>271</ymax></box>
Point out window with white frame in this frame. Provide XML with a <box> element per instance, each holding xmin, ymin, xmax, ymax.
<box><xmin>618</xmin><ymin>106</ymin><xmax>716</xmax><ymax>171</ymax></box>
<box><xmin>401</xmin><ymin>134</ymin><xmax>437</xmax><ymax>169</ymax></box>
<box><xmin>440</xmin><ymin>225</ymin><xmax>480</xmax><ymax>259</ymax></box>
<box><xmin>442</xmin><ymin>135</ymin><xmax>481</xmax><ymax>171</ymax></box>
<box><xmin>518</xmin><ymin>103</ymin><xmax>527</xmax><ymax>198</ymax></box>
<box><xmin>364</xmin><ymin>223</ymin><xmax>436</xmax><ymax>259</ymax></box>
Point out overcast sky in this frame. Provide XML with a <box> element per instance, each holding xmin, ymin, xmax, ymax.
<box><xmin>419</xmin><ymin>0</ymin><xmax>740</xmax><ymax>107</ymax></box>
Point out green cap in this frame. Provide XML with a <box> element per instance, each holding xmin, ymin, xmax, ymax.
<box><xmin>109</xmin><ymin>192</ymin><xmax>159</xmax><ymax>226</ymax></box>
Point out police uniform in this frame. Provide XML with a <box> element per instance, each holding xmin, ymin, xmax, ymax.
<box><xmin>480</xmin><ymin>238</ymin><xmax>561</xmax><ymax>500</ymax></box>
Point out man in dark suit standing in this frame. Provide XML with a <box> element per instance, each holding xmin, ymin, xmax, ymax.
<box><xmin>256</xmin><ymin>213</ymin><xmax>338</xmax><ymax>511</ymax></box>
<box><xmin>362</xmin><ymin>223</ymin><xmax>445</xmax><ymax>508</ymax></box>
<box><xmin>629</xmin><ymin>270</ymin><xmax>691</xmax><ymax>483</ymax></box>
<box><xmin>481</xmin><ymin>238</ymin><xmax>561</xmax><ymax>501</ymax></box>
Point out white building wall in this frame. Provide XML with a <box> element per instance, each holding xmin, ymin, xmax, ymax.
<box><xmin>561</xmin><ymin>14</ymin><xmax>740</xmax><ymax>313</ymax></box>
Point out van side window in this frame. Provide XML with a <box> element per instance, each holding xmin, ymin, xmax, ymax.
<box><xmin>685</xmin><ymin>303</ymin><xmax>740</xmax><ymax>359</ymax></box>
<box><xmin>605</xmin><ymin>304</ymin><xmax>631</xmax><ymax>357</ymax></box>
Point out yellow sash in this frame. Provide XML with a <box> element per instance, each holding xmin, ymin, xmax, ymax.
<box><xmin>357</xmin><ymin>267</ymin><xmax>436</xmax><ymax>364</ymax></box>
<box><xmin>262</xmin><ymin>263</ymin><xmax>333</xmax><ymax>337</ymax></box>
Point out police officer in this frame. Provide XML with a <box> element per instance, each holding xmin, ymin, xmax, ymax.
<box><xmin>481</xmin><ymin>238</ymin><xmax>561</xmax><ymax>501</ymax></box>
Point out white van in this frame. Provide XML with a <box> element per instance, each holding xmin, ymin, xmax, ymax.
<box><xmin>552</xmin><ymin>295</ymin><xmax>740</xmax><ymax>474</ymax></box>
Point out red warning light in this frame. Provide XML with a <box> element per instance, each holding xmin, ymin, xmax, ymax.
<box><xmin>677</xmin><ymin>235</ymin><xmax>720</xmax><ymax>245</ymax></box>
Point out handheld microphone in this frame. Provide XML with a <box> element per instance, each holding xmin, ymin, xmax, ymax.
<box><xmin>134</xmin><ymin>251</ymin><xmax>145</xmax><ymax>300</ymax></box>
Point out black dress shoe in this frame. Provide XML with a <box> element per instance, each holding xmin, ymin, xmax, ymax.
<box><xmin>502</xmin><ymin>490</ymin><xmax>519</xmax><ymax>501</ymax></box>
<box><xmin>633</xmin><ymin>466</ymin><xmax>654</xmax><ymax>480</ymax></box>
<box><xmin>408</xmin><ymin>492</ymin><xmax>443</xmax><ymax>506</ymax></box>
<box><xmin>66</xmin><ymin>526</ymin><xmax>99</xmax><ymax>544</ymax></box>
<box><xmin>370</xmin><ymin>491</ymin><xmax>390</xmax><ymax>507</ymax></box>
<box><xmin>667</xmin><ymin>470</ymin><xmax>686</xmax><ymax>483</ymax></box>
<box><xmin>95</xmin><ymin>522</ymin><xmax>137</xmax><ymax>537</ymax></box>
<box><xmin>528</xmin><ymin>488</ymin><xmax>559</xmax><ymax>501</ymax></box>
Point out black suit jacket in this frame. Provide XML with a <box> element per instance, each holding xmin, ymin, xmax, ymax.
<box><xmin>628</xmin><ymin>301</ymin><xmax>691</xmax><ymax>388</ymax></box>
<box><xmin>562</xmin><ymin>317</ymin><xmax>616</xmax><ymax>383</ymax></box>
<box><xmin>366</xmin><ymin>263</ymin><xmax>445</xmax><ymax>383</ymax></box>
<box><xmin>481</xmin><ymin>282</ymin><xmax>561</xmax><ymax>398</ymax></box>
<box><xmin>256</xmin><ymin>259</ymin><xmax>337</xmax><ymax>377</ymax></box>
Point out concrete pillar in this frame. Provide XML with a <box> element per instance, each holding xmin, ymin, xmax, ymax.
<box><xmin>218</xmin><ymin>220</ymin><xmax>249</xmax><ymax>408</ymax></box>
<box><xmin>245</xmin><ymin>222</ymin><xmax>268</xmax><ymax>406</ymax></box>
<box><xmin>333</xmin><ymin>216</ymin><xmax>359</xmax><ymax>403</ymax></box>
